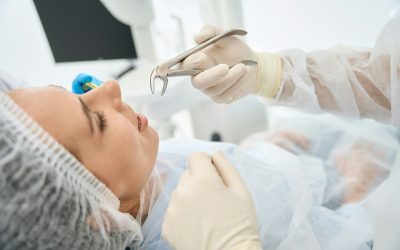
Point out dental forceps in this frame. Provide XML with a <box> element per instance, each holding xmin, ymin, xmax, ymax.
<box><xmin>150</xmin><ymin>29</ymin><xmax>258</xmax><ymax>95</ymax></box>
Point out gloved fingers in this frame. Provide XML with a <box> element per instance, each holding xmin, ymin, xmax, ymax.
<box><xmin>192</xmin><ymin>64</ymin><xmax>229</xmax><ymax>90</ymax></box>
<box><xmin>164</xmin><ymin>171</ymin><xmax>187</xmax><ymax>229</ymax></box>
<box><xmin>175</xmin><ymin>170</ymin><xmax>192</xmax><ymax>191</ymax></box>
<box><xmin>180</xmin><ymin>52</ymin><xmax>216</xmax><ymax>71</ymax></box>
<box><xmin>211</xmin><ymin>151</ymin><xmax>249</xmax><ymax>194</ymax></box>
<box><xmin>228</xmin><ymin>66</ymin><xmax>256</xmax><ymax>100</ymax></box>
<box><xmin>212</xmin><ymin>73</ymin><xmax>247</xmax><ymax>103</ymax></box>
<box><xmin>171</xmin><ymin>171</ymin><xmax>194</xmax><ymax>199</ymax></box>
<box><xmin>229</xmin><ymin>86</ymin><xmax>250</xmax><ymax>103</ymax></box>
<box><xmin>203</xmin><ymin>63</ymin><xmax>247</xmax><ymax>97</ymax></box>
<box><xmin>194</xmin><ymin>24</ymin><xmax>237</xmax><ymax>48</ymax></box>
<box><xmin>161</xmin><ymin>219</ymin><xmax>171</xmax><ymax>242</ymax></box>
<box><xmin>211</xmin><ymin>65</ymin><xmax>254</xmax><ymax>103</ymax></box>
<box><xmin>194</xmin><ymin>25</ymin><xmax>223</xmax><ymax>44</ymax></box>
<box><xmin>162</xmin><ymin>206</ymin><xmax>176</xmax><ymax>243</ymax></box>
<box><xmin>188</xmin><ymin>152</ymin><xmax>221</xmax><ymax>179</ymax></box>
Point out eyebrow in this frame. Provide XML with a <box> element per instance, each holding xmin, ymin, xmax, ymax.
<box><xmin>48</xmin><ymin>85</ymin><xmax>94</xmax><ymax>134</ymax></box>
<box><xmin>78</xmin><ymin>97</ymin><xmax>94</xmax><ymax>134</ymax></box>
<box><xmin>48</xmin><ymin>84</ymin><xmax>68</xmax><ymax>90</ymax></box>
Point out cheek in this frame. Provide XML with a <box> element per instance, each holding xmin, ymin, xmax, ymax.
<box><xmin>112</xmin><ymin>122</ymin><xmax>157</xmax><ymax>194</ymax></box>
<box><xmin>81</xmin><ymin>119</ymin><xmax>158</xmax><ymax>199</ymax></box>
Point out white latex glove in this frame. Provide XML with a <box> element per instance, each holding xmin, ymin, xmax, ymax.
<box><xmin>162</xmin><ymin>151</ymin><xmax>262</xmax><ymax>250</ymax></box>
<box><xmin>181</xmin><ymin>25</ymin><xmax>282</xmax><ymax>103</ymax></box>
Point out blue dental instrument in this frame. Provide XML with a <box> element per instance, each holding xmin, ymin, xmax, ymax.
<box><xmin>72</xmin><ymin>73</ymin><xmax>103</xmax><ymax>94</ymax></box>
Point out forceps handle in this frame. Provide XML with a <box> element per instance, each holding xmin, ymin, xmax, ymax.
<box><xmin>166</xmin><ymin>59</ymin><xmax>258</xmax><ymax>77</ymax></box>
<box><xmin>157</xmin><ymin>29</ymin><xmax>247</xmax><ymax>77</ymax></box>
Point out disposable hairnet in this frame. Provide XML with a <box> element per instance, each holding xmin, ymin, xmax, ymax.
<box><xmin>138</xmin><ymin>139</ymin><xmax>375</xmax><ymax>250</ymax></box>
<box><xmin>265</xmin><ymin>13</ymin><xmax>400</xmax><ymax>125</ymax></box>
<box><xmin>0</xmin><ymin>71</ymin><xmax>26</xmax><ymax>92</ymax></box>
<box><xmin>0</xmin><ymin>92</ymin><xmax>143</xmax><ymax>249</ymax></box>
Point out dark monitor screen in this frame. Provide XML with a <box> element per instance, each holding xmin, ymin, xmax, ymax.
<box><xmin>33</xmin><ymin>0</ymin><xmax>137</xmax><ymax>63</ymax></box>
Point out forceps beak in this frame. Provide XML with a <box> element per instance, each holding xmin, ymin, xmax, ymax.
<box><xmin>150</xmin><ymin>66</ymin><xmax>168</xmax><ymax>96</ymax></box>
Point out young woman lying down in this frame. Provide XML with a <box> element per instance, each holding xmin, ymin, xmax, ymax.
<box><xmin>1</xmin><ymin>81</ymin><xmax>397</xmax><ymax>249</ymax></box>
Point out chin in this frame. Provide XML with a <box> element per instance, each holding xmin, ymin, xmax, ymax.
<box><xmin>148</xmin><ymin>126</ymin><xmax>159</xmax><ymax>144</ymax></box>
<box><xmin>153</xmin><ymin>131</ymin><xmax>159</xmax><ymax>155</ymax></box>
<box><xmin>148</xmin><ymin>127</ymin><xmax>159</xmax><ymax>157</ymax></box>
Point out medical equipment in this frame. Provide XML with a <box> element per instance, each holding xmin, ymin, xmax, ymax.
<box><xmin>72</xmin><ymin>73</ymin><xmax>102</xmax><ymax>94</ymax></box>
<box><xmin>0</xmin><ymin>92</ymin><xmax>143</xmax><ymax>249</ymax></box>
<box><xmin>33</xmin><ymin>0</ymin><xmax>138</xmax><ymax>63</ymax></box>
<box><xmin>150</xmin><ymin>29</ymin><xmax>257</xmax><ymax>96</ymax></box>
<box><xmin>100</xmin><ymin>0</ymin><xmax>156</xmax><ymax>63</ymax></box>
<box><xmin>81</xmin><ymin>82</ymin><xmax>98</xmax><ymax>92</ymax></box>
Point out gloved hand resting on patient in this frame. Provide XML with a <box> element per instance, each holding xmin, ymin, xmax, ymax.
<box><xmin>162</xmin><ymin>152</ymin><xmax>262</xmax><ymax>250</ymax></box>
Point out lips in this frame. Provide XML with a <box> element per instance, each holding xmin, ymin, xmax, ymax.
<box><xmin>137</xmin><ymin>114</ymin><xmax>148</xmax><ymax>132</ymax></box>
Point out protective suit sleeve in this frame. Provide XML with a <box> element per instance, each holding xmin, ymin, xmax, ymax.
<box><xmin>258</xmin><ymin>15</ymin><xmax>400</xmax><ymax>125</ymax></box>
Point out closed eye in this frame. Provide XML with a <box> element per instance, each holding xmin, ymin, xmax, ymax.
<box><xmin>94</xmin><ymin>111</ymin><xmax>107</xmax><ymax>132</ymax></box>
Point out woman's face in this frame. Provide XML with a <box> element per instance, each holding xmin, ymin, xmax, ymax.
<box><xmin>8</xmin><ymin>81</ymin><xmax>159</xmax><ymax>205</ymax></box>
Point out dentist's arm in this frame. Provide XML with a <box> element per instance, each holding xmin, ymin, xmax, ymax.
<box><xmin>182</xmin><ymin>19</ymin><xmax>398</xmax><ymax>124</ymax></box>
<box><xmin>162</xmin><ymin>151</ymin><xmax>262</xmax><ymax>250</ymax></box>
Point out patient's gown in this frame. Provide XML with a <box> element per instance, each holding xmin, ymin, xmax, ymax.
<box><xmin>137</xmin><ymin>138</ymin><xmax>383</xmax><ymax>250</ymax></box>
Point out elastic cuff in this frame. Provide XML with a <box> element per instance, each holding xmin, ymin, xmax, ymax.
<box><xmin>253</xmin><ymin>52</ymin><xmax>282</xmax><ymax>98</ymax></box>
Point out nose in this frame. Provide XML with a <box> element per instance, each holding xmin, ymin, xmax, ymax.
<box><xmin>83</xmin><ymin>80</ymin><xmax>123</xmax><ymax>111</ymax></box>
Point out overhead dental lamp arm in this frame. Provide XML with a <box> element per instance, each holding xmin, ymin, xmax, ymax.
<box><xmin>99</xmin><ymin>0</ymin><xmax>157</xmax><ymax>63</ymax></box>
